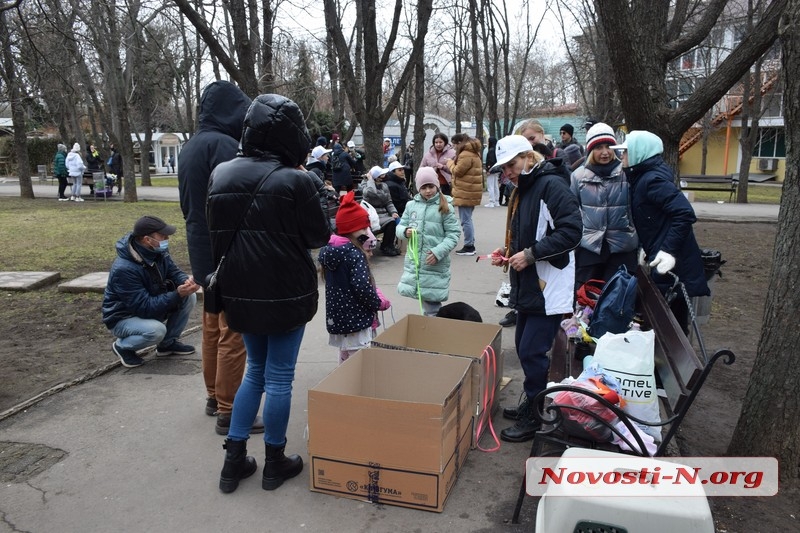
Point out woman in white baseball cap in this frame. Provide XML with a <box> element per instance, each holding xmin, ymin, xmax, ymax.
<box><xmin>489</xmin><ymin>134</ymin><xmax>582</xmax><ymax>444</ymax></box>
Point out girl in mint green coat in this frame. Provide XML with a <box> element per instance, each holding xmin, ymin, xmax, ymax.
<box><xmin>395</xmin><ymin>167</ymin><xmax>461</xmax><ymax>316</ymax></box>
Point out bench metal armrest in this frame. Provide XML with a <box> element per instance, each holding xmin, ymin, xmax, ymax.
<box><xmin>533</xmin><ymin>385</ymin><xmax>657</xmax><ymax>457</ymax></box>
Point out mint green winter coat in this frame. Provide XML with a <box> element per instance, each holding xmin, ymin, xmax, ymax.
<box><xmin>395</xmin><ymin>192</ymin><xmax>461</xmax><ymax>303</ymax></box>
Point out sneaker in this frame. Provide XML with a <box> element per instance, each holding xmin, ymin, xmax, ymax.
<box><xmin>112</xmin><ymin>342</ymin><xmax>144</xmax><ymax>368</ymax></box>
<box><xmin>455</xmin><ymin>245</ymin><xmax>476</xmax><ymax>256</ymax></box>
<box><xmin>75</xmin><ymin>197</ymin><xmax>84</xmax><ymax>202</ymax></box>
<box><xmin>155</xmin><ymin>340</ymin><xmax>196</xmax><ymax>356</ymax></box>
<box><xmin>499</xmin><ymin>310</ymin><xmax>517</xmax><ymax>327</ymax></box>
<box><xmin>484</xmin><ymin>203</ymin><xmax>496</xmax><ymax>208</ymax></box>
<box><xmin>58</xmin><ymin>197</ymin><xmax>69</xmax><ymax>201</ymax></box>
<box><xmin>69</xmin><ymin>196</ymin><xmax>75</xmax><ymax>201</ymax></box>
<box><xmin>206</xmin><ymin>397</ymin><xmax>218</xmax><ymax>416</ymax></box>
<box><xmin>215</xmin><ymin>413</ymin><xmax>265</xmax><ymax>435</ymax></box>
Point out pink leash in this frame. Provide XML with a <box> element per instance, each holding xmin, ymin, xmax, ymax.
<box><xmin>476</xmin><ymin>344</ymin><xmax>501</xmax><ymax>452</ymax></box>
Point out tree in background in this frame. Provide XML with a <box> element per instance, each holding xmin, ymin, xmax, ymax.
<box><xmin>554</xmin><ymin>0</ymin><xmax>623</xmax><ymax>127</ymax></box>
<box><xmin>728</xmin><ymin>0</ymin><xmax>800</xmax><ymax>487</ymax></box>
<box><xmin>322</xmin><ymin>0</ymin><xmax>432</xmax><ymax>166</ymax></box>
<box><xmin>290</xmin><ymin>43</ymin><xmax>317</xmax><ymax>122</ymax></box>
<box><xmin>595</xmin><ymin>0</ymin><xmax>786</xmax><ymax>168</ymax></box>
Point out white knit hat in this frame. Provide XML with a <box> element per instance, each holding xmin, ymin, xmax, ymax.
<box><xmin>585</xmin><ymin>123</ymin><xmax>617</xmax><ymax>152</ymax></box>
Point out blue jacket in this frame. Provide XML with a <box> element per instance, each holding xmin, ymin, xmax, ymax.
<box><xmin>331</xmin><ymin>143</ymin><xmax>356</xmax><ymax>190</ymax></box>
<box><xmin>626</xmin><ymin>147</ymin><xmax>709</xmax><ymax>296</ymax></box>
<box><xmin>318</xmin><ymin>236</ymin><xmax>382</xmax><ymax>335</ymax></box>
<box><xmin>102</xmin><ymin>234</ymin><xmax>189</xmax><ymax>329</ymax></box>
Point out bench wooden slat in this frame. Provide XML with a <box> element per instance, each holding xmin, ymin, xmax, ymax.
<box><xmin>636</xmin><ymin>270</ymin><xmax>703</xmax><ymax>393</ymax></box>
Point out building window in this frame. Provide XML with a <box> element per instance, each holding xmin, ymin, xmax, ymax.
<box><xmin>754</xmin><ymin>128</ymin><xmax>786</xmax><ymax>158</ymax></box>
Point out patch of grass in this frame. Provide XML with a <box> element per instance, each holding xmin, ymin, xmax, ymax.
<box><xmin>137</xmin><ymin>177</ymin><xmax>179</xmax><ymax>187</ymax></box>
<box><xmin>0</xmin><ymin>198</ymin><xmax>189</xmax><ymax>278</ymax></box>
<box><xmin>691</xmin><ymin>183</ymin><xmax>782</xmax><ymax>204</ymax></box>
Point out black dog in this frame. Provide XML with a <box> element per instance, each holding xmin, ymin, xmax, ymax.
<box><xmin>436</xmin><ymin>302</ymin><xmax>483</xmax><ymax>323</ymax></box>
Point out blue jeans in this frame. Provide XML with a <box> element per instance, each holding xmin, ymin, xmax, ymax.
<box><xmin>515</xmin><ymin>312</ymin><xmax>561</xmax><ymax>399</ymax></box>
<box><xmin>458</xmin><ymin>206</ymin><xmax>474</xmax><ymax>246</ymax></box>
<box><xmin>111</xmin><ymin>293</ymin><xmax>196</xmax><ymax>351</ymax></box>
<box><xmin>70</xmin><ymin>175</ymin><xmax>83</xmax><ymax>197</ymax></box>
<box><xmin>228</xmin><ymin>326</ymin><xmax>306</xmax><ymax>446</ymax></box>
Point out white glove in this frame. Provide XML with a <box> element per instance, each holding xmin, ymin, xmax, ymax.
<box><xmin>637</xmin><ymin>248</ymin><xmax>647</xmax><ymax>267</ymax></box>
<box><xmin>649</xmin><ymin>250</ymin><xmax>676</xmax><ymax>275</ymax></box>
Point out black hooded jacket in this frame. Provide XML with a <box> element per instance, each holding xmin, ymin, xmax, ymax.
<box><xmin>178</xmin><ymin>81</ymin><xmax>251</xmax><ymax>288</ymax></box>
<box><xmin>207</xmin><ymin>94</ymin><xmax>331</xmax><ymax>335</ymax></box>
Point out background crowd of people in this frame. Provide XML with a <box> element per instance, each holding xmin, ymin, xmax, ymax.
<box><xmin>93</xmin><ymin>83</ymin><xmax>707</xmax><ymax>494</ymax></box>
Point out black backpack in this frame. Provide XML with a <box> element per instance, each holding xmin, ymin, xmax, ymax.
<box><xmin>588</xmin><ymin>266</ymin><xmax>638</xmax><ymax>339</ymax></box>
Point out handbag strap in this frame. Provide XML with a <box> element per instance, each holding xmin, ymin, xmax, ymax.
<box><xmin>208</xmin><ymin>166</ymin><xmax>278</xmax><ymax>288</ymax></box>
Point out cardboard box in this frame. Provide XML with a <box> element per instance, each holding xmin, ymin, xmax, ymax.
<box><xmin>308</xmin><ymin>348</ymin><xmax>473</xmax><ymax>512</ymax></box>
<box><xmin>371</xmin><ymin>315</ymin><xmax>503</xmax><ymax>447</ymax></box>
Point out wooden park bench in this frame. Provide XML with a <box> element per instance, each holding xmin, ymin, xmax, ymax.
<box><xmin>511</xmin><ymin>267</ymin><xmax>736</xmax><ymax>523</ymax></box>
<box><xmin>679</xmin><ymin>174</ymin><xmax>738</xmax><ymax>202</ymax></box>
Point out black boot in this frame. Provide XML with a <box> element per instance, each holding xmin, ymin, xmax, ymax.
<box><xmin>219</xmin><ymin>439</ymin><xmax>257</xmax><ymax>493</ymax></box>
<box><xmin>263</xmin><ymin>442</ymin><xmax>303</xmax><ymax>490</ymax></box>
<box><xmin>500</xmin><ymin>397</ymin><xmax>540</xmax><ymax>443</ymax></box>
<box><xmin>502</xmin><ymin>393</ymin><xmax>530</xmax><ymax>421</ymax></box>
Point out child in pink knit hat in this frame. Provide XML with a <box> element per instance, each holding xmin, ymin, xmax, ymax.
<box><xmin>394</xmin><ymin>168</ymin><xmax>461</xmax><ymax>316</ymax></box>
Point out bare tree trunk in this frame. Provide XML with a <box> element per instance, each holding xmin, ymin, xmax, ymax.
<box><xmin>700</xmin><ymin>110</ymin><xmax>711</xmax><ymax>175</ymax></box>
<box><xmin>412</xmin><ymin>49</ymin><xmax>425</xmax><ymax>178</ymax></box>
<box><xmin>728</xmin><ymin>0</ymin><xmax>800</xmax><ymax>487</ymax></box>
<box><xmin>0</xmin><ymin>10</ymin><xmax>33</xmax><ymax>198</ymax></box>
<box><xmin>260</xmin><ymin>2</ymin><xmax>275</xmax><ymax>93</ymax></box>
<box><xmin>469</xmin><ymin>0</ymin><xmax>483</xmax><ymax>141</ymax></box>
<box><xmin>736</xmin><ymin>1</ymin><xmax>765</xmax><ymax>204</ymax></box>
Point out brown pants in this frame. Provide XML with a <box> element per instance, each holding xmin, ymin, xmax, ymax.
<box><xmin>202</xmin><ymin>311</ymin><xmax>247</xmax><ymax>415</ymax></box>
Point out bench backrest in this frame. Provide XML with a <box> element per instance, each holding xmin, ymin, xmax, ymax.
<box><xmin>635</xmin><ymin>268</ymin><xmax>703</xmax><ymax>416</ymax></box>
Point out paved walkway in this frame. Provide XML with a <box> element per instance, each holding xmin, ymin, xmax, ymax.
<box><xmin>0</xmin><ymin>177</ymin><xmax>778</xmax><ymax>531</ymax></box>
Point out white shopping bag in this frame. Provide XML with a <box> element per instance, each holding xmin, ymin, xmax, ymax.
<box><xmin>593</xmin><ymin>330</ymin><xmax>661</xmax><ymax>441</ymax></box>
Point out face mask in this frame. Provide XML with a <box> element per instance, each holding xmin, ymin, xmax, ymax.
<box><xmin>149</xmin><ymin>236</ymin><xmax>169</xmax><ymax>253</ymax></box>
<box><xmin>357</xmin><ymin>229</ymin><xmax>378</xmax><ymax>251</ymax></box>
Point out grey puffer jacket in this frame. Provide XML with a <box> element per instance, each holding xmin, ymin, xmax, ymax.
<box><xmin>570</xmin><ymin>161</ymin><xmax>638</xmax><ymax>255</ymax></box>
<box><xmin>206</xmin><ymin>94</ymin><xmax>331</xmax><ymax>335</ymax></box>
<box><xmin>362</xmin><ymin>178</ymin><xmax>398</xmax><ymax>226</ymax></box>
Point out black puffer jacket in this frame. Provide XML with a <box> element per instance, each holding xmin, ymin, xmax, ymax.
<box><xmin>207</xmin><ymin>94</ymin><xmax>331</xmax><ymax>334</ymax></box>
<box><xmin>508</xmin><ymin>160</ymin><xmax>582</xmax><ymax>315</ymax></box>
<box><xmin>179</xmin><ymin>81</ymin><xmax>251</xmax><ymax>287</ymax></box>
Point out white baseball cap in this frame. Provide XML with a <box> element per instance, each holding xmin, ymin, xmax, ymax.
<box><xmin>369</xmin><ymin>165</ymin><xmax>390</xmax><ymax>180</ymax></box>
<box><xmin>311</xmin><ymin>145</ymin><xmax>332</xmax><ymax>160</ymax></box>
<box><xmin>388</xmin><ymin>161</ymin><xmax>404</xmax><ymax>172</ymax></box>
<box><xmin>347</xmin><ymin>140</ymin><xmax>356</xmax><ymax>149</ymax></box>
<box><xmin>491</xmin><ymin>135</ymin><xmax>534</xmax><ymax>172</ymax></box>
